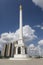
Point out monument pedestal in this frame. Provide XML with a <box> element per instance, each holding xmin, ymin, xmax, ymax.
<box><xmin>14</xmin><ymin>54</ymin><xmax>28</xmax><ymax>59</ymax></box>
<box><xmin>9</xmin><ymin>54</ymin><xmax>29</xmax><ymax>60</ymax></box>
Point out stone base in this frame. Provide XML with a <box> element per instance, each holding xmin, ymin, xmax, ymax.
<box><xmin>14</xmin><ymin>54</ymin><xmax>28</xmax><ymax>58</ymax></box>
<box><xmin>9</xmin><ymin>54</ymin><xmax>29</xmax><ymax>60</ymax></box>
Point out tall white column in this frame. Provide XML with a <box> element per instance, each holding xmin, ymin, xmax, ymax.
<box><xmin>19</xmin><ymin>5</ymin><xmax>23</xmax><ymax>40</ymax></box>
<box><xmin>11</xmin><ymin>43</ymin><xmax>14</xmax><ymax>57</ymax></box>
<box><xmin>18</xmin><ymin>5</ymin><xmax>24</xmax><ymax>45</ymax></box>
<box><xmin>1</xmin><ymin>44</ymin><xmax>6</xmax><ymax>57</ymax></box>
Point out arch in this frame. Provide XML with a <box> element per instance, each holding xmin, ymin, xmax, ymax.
<box><xmin>25</xmin><ymin>47</ymin><xmax>27</xmax><ymax>54</ymax></box>
<box><xmin>18</xmin><ymin>47</ymin><xmax>21</xmax><ymax>54</ymax></box>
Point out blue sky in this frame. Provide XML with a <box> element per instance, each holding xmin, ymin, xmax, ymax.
<box><xmin>0</xmin><ymin>0</ymin><xmax>43</xmax><ymax>46</ymax></box>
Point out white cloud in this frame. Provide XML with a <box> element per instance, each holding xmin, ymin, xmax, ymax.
<box><xmin>37</xmin><ymin>40</ymin><xmax>43</xmax><ymax>57</ymax></box>
<box><xmin>38</xmin><ymin>40</ymin><xmax>43</xmax><ymax>45</ymax></box>
<box><xmin>0</xmin><ymin>38</ymin><xmax>6</xmax><ymax>44</ymax></box>
<box><xmin>0</xmin><ymin>25</ymin><xmax>37</xmax><ymax>50</ymax></box>
<box><xmin>41</xmin><ymin>26</ymin><xmax>43</xmax><ymax>30</ymax></box>
<box><xmin>0</xmin><ymin>25</ymin><xmax>37</xmax><ymax>46</ymax></box>
<box><xmin>28</xmin><ymin>44</ymin><xmax>37</xmax><ymax>51</ymax></box>
<box><xmin>34</xmin><ymin>25</ymin><xmax>43</xmax><ymax>30</ymax></box>
<box><xmin>37</xmin><ymin>45</ymin><xmax>43</xmax><ymax>57</ymax></box>
<box><xmin>34</xmin><ymin>25</ymin><xmax>41</xmax><ymax>28</ymax></box>
<box><xmin>28</xmin><ymin>44</ymin><xmax>39</xmax><ymax>56</ymax></box>
<box><xmin>1</xmin><ymin>32</ymin><xmax>16</xmax><ymax>43</ymax></box>
<box><xmin>28</xmin><ymin>40</ymin><xmax>43</xmax><ymax>57</ymax></box>
<box><xmin>28</xmin><ymin>44</ymin><xmax>43</xmax><ymax>57</ymax></box>
<box><xmin>29</xmin><ymin>44</ymin><xmax>35</xmax><ymax>48</ymax></box>
<box><xmin>32</xmin><ymin>0</ymin><xmax>43</xmax><ymax>9</ymax></box>
<box><xmin>15</xmin><ymin>25</ymin><xmax>37</xmax><ymax>42</ymax></box>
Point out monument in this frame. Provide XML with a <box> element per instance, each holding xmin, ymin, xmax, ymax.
<box><xmin>14</xmin><ymin>5</ymin><xmax>28</xmax><ymax>59</ymax></box>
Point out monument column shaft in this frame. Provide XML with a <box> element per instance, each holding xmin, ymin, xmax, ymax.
<box><xmin>19</xmin><ymin>5</ymin><xmax>23</xmax><ymax>40</ymax></box>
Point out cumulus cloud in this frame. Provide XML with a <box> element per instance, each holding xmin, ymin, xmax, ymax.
<box><xmin>28</xmin><ymin>44</ymin><xmax>37</xmax><ymax>51</ymax></box>
<box><xmin>37</xmin><ymin>44</ymin><xmax>43</xmax><ymax>57</ymax></box>
<box><xmin>1</xmin><ymin>32</ymin><xmax>16</xmax><ymax>43</ymax></box>
<box><xmin>29</xmin><ymin>44</ymin><xmax>35</xmax><ymax>48</ymax></box>
<box><xmin>28</xmin><ymin>44</ymin><xmax>43</xmax><ymax>57</ymax></box>
<box><xmin>0</xmin><ymin>25</ymin><xmax>37</xmax><ymax>47</ymax></box>
<box><xmin>0</xmin><ymin>38</ymin><xmax>6</xmax><ymax>44</ymax></box>
<box><xmin>15</xmin><ymin>25</ymin><xmax>37</xmax><ymax>42</ymax></box>
<box><xmin>38</xmin><ymin>40</ymin><xmax>43</xmax><ymax>45</ymax></box>
<box><xmin>28</xmin><ymin>44</ymin><xmax>39</xmax><ymax>56</ymax></box>
<box><xmin>37</xmin><ymin>40</ymin><xmax>43</xmax><ymax>57</ymax></box>
<box><xmin>28</xmin><ymin>40</ymin><xmax>43</xmax><ymax>57</ymax></box>
<box><xmin>32</xmin><ymin>0</ymin><xmax>43</xmax><ymax>9</ymax></box>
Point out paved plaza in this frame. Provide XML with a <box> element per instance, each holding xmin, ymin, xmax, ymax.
<box><xmin>0</xmin><ymin>58</ymin><xmax>43</xmax><ymax>65</ymax></box>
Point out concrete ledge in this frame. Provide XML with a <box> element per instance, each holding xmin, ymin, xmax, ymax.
<box><xmin>9</xmin><ymin>54</ymin><xmax>30</xmax><ymax>60</ymax></box>
<box><xmin>9</xmin><ymin>58</ymin><xmax>31</xmax><ymax>60</ymax></box>
<box><xmin>14</xmin><ymin>54</ymin><xmax>28</xmax><ymax>58</ymax></box>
